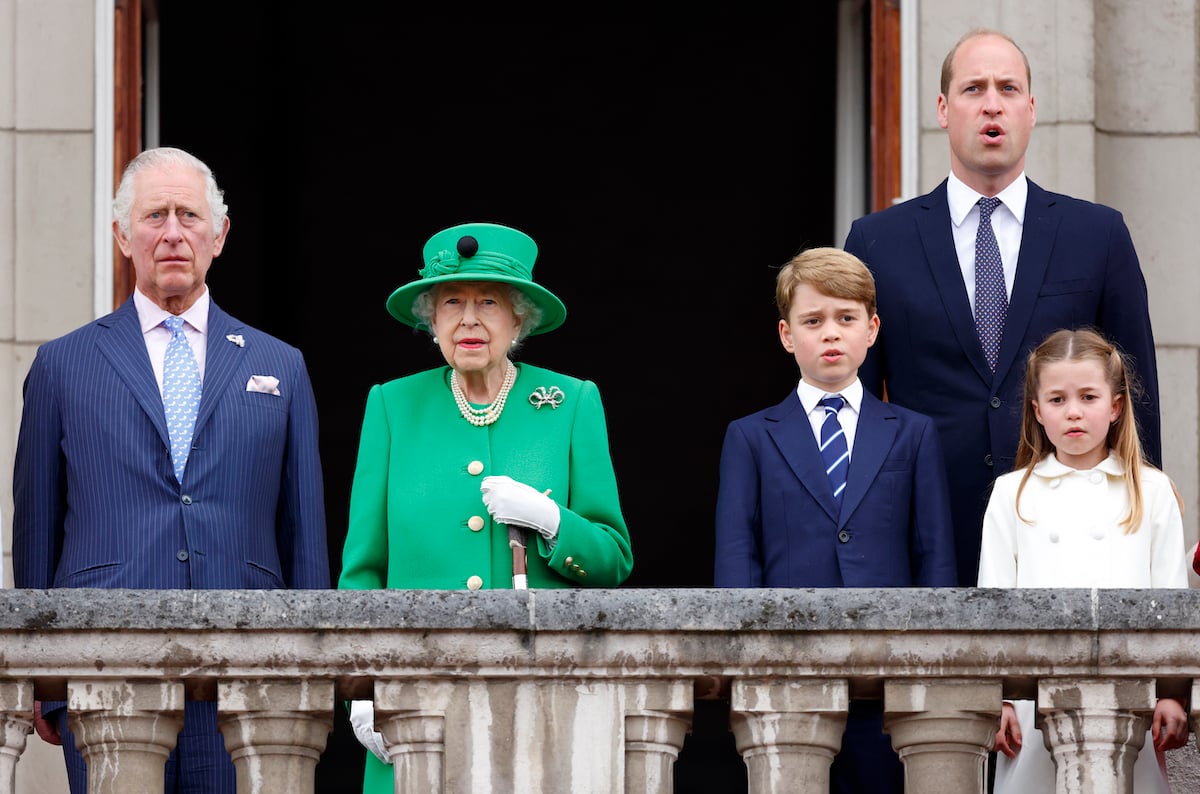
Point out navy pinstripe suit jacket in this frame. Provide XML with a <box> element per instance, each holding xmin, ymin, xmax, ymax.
<box><xmin>13</xmin><ymin>296</ymin><xmax>330</xmax><ymax>590</ymax></box>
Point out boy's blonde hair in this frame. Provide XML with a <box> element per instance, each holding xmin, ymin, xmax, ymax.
<box><xmin>1014</xmin><ymin>328</ymin><xmax>1148</xmax><ymax>532</ymax></box>
<box><xmin>776</xmin><ymin>247</ymin><xmax>877</xmax><ymax>320</ymax></box>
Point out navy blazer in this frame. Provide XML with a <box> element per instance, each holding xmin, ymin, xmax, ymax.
<box><xmin>714</xmin><ymin>388</ymin><xmax>957</xmax><ymax>588</ymax></box>
<box><xmin>844</xmin><ymin>178</ymin><xmax>1160</xmax><ymax>586</ymax></box>
<box><xmin>13</xmin><ymin>297</ymin><xmax>330</xmax><ymax>590</ymax></box>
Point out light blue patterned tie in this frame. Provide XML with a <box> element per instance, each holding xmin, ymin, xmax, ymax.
<box><xmin>974</xmin><ymin>196</ymin><xmax>1007</xmax><ymax>371</ymax></box>
<box><xmin>819</xmin><ymin>395</ymin><xmax>849</xmax><ymax>507</ymax></box>
<box><xmin>162</xmin><ymin>316</ymin><xmax>201</xmax><ymax>482</ymax></box>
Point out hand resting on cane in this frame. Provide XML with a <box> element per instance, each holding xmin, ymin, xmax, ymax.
<box><xmin>481</xmin><ymin>475</ymin><xmax>560</xmax><ymax>549</ymax></box>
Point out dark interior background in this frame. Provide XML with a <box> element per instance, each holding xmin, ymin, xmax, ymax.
<box><xmin>157</xmin><ymin>8</ymin><xmax>846</xmax><ymax>791</ymax></box>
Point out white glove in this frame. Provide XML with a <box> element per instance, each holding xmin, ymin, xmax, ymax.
<box><xmin>481</xmin><ymin>475</ymin><xmax>560</xmax><ymax>545</ymax></box>
<box><xmin>349</xmin><ymin>699</ymin><xmax>391</xmax><ymax>765</ymax></box>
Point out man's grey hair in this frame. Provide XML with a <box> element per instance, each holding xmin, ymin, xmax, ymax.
<box><xmin>112</xmin><ymin>147</ymin><xmax>228</xmax><ymax>238</ymax></box>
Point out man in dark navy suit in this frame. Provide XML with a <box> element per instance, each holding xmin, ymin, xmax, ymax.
<box><xmin>13</xmin><ymin>146</ymin><xmax>330</xmax><ymax>793</ymax></box>
<box><xmin>844</xmin><ymin>28</ymin><xmax>1159</xmax><ymax>588</ymax></box>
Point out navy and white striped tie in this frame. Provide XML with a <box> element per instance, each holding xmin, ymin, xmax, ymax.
<box><xmin>819</xmin><ymin>395</ymin><xmax>849</xmax><ymax>507</ymax></box>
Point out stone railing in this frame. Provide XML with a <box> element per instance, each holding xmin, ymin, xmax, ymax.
<box><xmin>0</xmin><ymin>587</ymin><xmax>1197</xmax><ymax>794</ymax></box>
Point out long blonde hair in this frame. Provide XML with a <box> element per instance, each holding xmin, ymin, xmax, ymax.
<box><xmin>1014</xmin><ymin>328</ymin><xmax>1147</xmax><ymax>532</ymax></box>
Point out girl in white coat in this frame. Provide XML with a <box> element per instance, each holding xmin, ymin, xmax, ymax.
<box><xmin>977</xmin><ymin>328</ymin><xmax>1190</xmax><ymax>794</ymax></box>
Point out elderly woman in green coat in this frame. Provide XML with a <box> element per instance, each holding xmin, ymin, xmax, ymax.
<box><xmin>337</xmin><ymin>222</ymin><xmax>634</xmax><ymax>790</ymax></box>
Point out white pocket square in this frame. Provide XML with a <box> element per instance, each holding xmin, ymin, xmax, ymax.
<box><xmin>246</xmin><ymin>375</ymin><xmax>281</xmax><ymax>396</ymax></box>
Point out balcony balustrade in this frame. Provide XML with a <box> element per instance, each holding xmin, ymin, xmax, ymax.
<box><xmin>0</xmin><ymin>587</ymin><xmax>1196</xmax><ymax>794</ymax></box>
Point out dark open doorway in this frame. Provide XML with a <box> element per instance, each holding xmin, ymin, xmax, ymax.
<box><xmin>156</xmin><ymin>10</ymin><xmax>840</xmax><ymax>791</ymax></box>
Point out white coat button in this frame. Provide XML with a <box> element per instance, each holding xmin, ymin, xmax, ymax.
<box><xmin>1089</xmin><ymin>472</ymin><xmax>1103</xmax><ymax>484</ymax></box>
<box><xmin>1048</xmin><ymin>479</ymin><xmax>1061</xmax><ymax>489</ymax></box>
<box><xmin>1091</xmin><ymin>529</ymin><xmax>1106</xmax><ymax>540</ymax></box>
<box><xmin>468</xmin><ymin>460</ymin><xmax>484</xmax><ymax>476</ymax></box>
<box><xmin>468</xmin><ymin>515</ymin><xmax>485</xmax><ymax>531</ymax></box>
<box><xmin>467</xmin><ymin>575</ymin><xmax>483</xmax><ymax>590</ymax></box>
<box><xmin>1049</xmin><ymin>532</ymin><xmax>1060</xmax><ymax>543</ymax></box>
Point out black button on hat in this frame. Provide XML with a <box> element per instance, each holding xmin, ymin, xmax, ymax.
<box><xmin>457</xmin><ymin>235</ymin><xmax>479</xmax><ymax>257</ymax></box>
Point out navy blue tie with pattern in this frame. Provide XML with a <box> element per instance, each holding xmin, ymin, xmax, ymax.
<box><xmin>819</xmin><ymin>395</ymin><xmax>849</xmax><ymax>507</ymax></box>
<box><xmin>974</xmin><ymin>196</ymin><xmax>1007</xmax><ymax>371</ymax></box>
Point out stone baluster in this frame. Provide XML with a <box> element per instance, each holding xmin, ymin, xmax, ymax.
<box><xmin>883</xmin><ymin>678</ymin><xmax>1001</xmax><ymax>794</ymax></box>
<box><xmin>217</xmin><ymin>678</ymin><xmax>334</xmax><ymax>794</ymax></box>
<box><xmin>729</xmin><ymin>679</ymin><xmax>849</xmax><ymax>794</ymax></box>
<box><xmin>1038</xmin><ymin>677</ymin><xmax>1155</xmax><ymax>794</ymax></box>
<box><xmin>0</xmin><ymin>681</ymin><xmax>34</xmax><ymax>794</ymax></box>
<box><xmin>622</xmin><ymin>679</ymin><xmax>693</xmax><ymax>794</ymax></box>
<box><xmin>66</xmin><ymin>678</ymin><xmax>184</xmax><ymax>794</ymax></box>
<box><xmin>374</xmin><ymin>681</ymin><xmax>455</xmax><ymax>794</ymax></box>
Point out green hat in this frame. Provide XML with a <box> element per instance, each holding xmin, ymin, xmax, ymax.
<box><xmin>386</xmin><ymin>222</ymin><xmax>567</xmax><ymax>336</ymax></box>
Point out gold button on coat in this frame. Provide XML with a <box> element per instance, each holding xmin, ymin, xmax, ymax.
<box><xmin>467</xmin><ymin>460</ymin><xmax>484</xmax><ymax>475</ymax></box>
<box><xmin>468</xmin><ymin>515</ymin><xmax>485</xmax><ymax>531</ymax></box>
<box><xmin>467</xmin><ymin>575</ymin><xmax>483</xmax><ymax>590</ymax></box>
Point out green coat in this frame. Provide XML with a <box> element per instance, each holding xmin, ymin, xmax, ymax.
<box><xmin>339</xmin><ymin>363</ymin><xmax>635</xmax><ymax>791</ymax></box>
<box><xmin>338</xmin><ymin>362</ymin><xmax>633</xmax><ymax>591</ymax></box>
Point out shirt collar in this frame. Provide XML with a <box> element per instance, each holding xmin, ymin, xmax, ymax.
<box><xmin>797</xmin><ymin>377</ymin><xmax>864</xmax><ymax>415</ymax></box>
<box><xmin>134</xmin><ymin>286</ymin><xmax>211</xmax><ymax>335</ymax></box>
<box><xmin>947</xmin><ymin>171</ymin><xmax>1028</xmax><ymax>228</ymax></box>
<box><xmin>1031</xmin><ymin>450</ymin><xmax>1125</xmax><ymax>479</ymax></box>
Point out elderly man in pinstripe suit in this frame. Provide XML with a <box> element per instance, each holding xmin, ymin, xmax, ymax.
<box><xmin>13</xmin><ymin>146</ymin><xmax>330</xmax><ymax>794</ymax></box>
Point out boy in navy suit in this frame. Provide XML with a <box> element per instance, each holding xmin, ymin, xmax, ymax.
<box><xmin>714</xmin><ymin>246</ymin><xmax>957</xmax><ymax>794</ymax></box>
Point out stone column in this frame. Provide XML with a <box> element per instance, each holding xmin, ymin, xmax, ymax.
<box><xmin>217</xmin><ymin>678</ymin><xmax>334</xmax><ymax>794</ymax></box>
<box><xmin>0</xmin><ymin>681</ymin><xmax>34</xmax><ymax>794</ymax></box>
<box><xmin>883</xmin><ymin>678</ymin><xmax>1001</xmax><ymax>794</ymax></box>
<box><xmin>67</xmin><ymin>678</ymin><xmax>184</xmax><ymax>794</ymax></box>
<box><xmin>729</xmin><ymin>679</ymin><xmax>848</xmax><ymax>794</ymax></box>
<box><xmin>622</xmin><ymin>680</ymin><xmax>693</xmax><ymax>794</ymax></box>
<box><xmin>1038</xmin><ymin>677</ymin><xmax>1155</xmax><ymax>794</ymax></box>
<box><xmin>375</xmin><ymin>681</ymin><xmax>455</xmax><ymax>794</ymax></box>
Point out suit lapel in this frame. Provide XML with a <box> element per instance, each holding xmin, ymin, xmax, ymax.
<box><xmin>996</xmin><ymin>180</ymin><xmax>1058</xmax><ymax>383</ymax></box>
<box><xmin>764</xmin><ymin>392</ymin><xmax>840</xmax><ymax>520</ymax></box>
<box><xmin>193</xmin><ymin>302</ymin><xmax>245</xmax><ymax>435</ymax></box>
<box><xmin>916</xmin><ymin>182</ymin><xmax>995</xmax><ymax>386</ymax></box>
<box><xmin>94</xmin><ymin>298</ymin><xmax>170</xmax><ymax>445</ymax></box>
<box><xmin>838</xmin><ymin>393</ymin><xmax>897</xmax><ymax>527</ymax></box>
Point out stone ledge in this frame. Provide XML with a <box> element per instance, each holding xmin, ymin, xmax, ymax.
<box><xmin>4</xmin><ymin>587</ymin><xmax>1199</xmax><ymax>631</ymax></box>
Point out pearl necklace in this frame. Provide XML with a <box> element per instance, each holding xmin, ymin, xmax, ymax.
<box><xmin>451</xmin><ymin>360</ymin><xmax>517</xmax><ymax>427</ymax></box>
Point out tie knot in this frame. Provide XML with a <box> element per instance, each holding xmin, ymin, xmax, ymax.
<box><xmin>819</xmin><ymin>395</ymin><xmax>845</xmax><ymax>414</ymax></box>
<box><xmin>978</xmin><ymin>196</ymin><xmax>1001</xmax><ymax>220</ymax></box>
<box><xmin>164</xmin><ymin>315</ymin><xmax>185</xmax><ymax>334</ymax></box>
